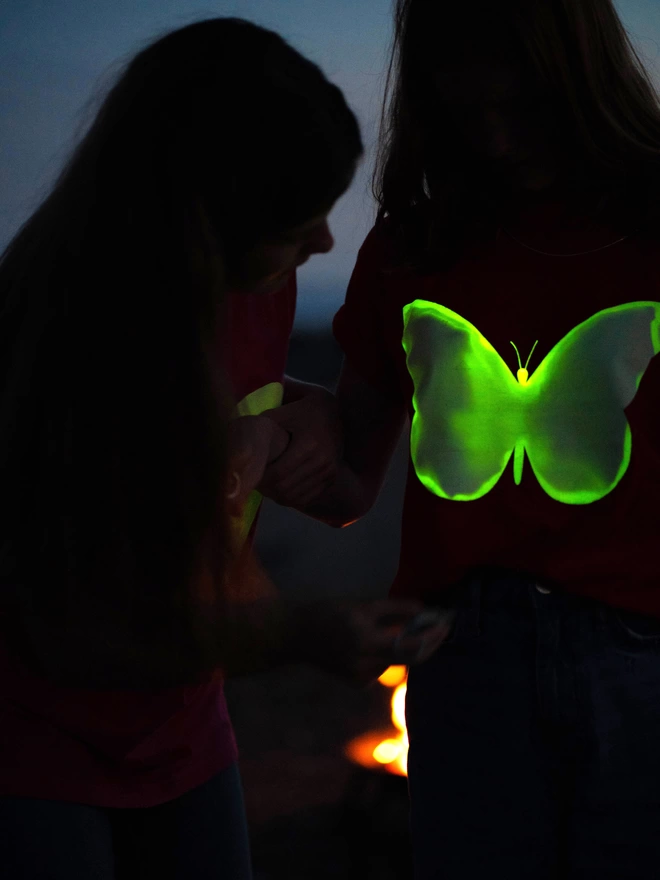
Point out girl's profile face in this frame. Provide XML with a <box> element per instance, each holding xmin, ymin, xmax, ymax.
<box><xmin>434</xmin><ymin>56</ymin><xmax>572</xmax><ymax>194</ymax></box>
<box><xmin>229</xmin><ymin>211</ymin><xmax>335</xmax><ymax>295</ymax></box>
<box><xmin>230</xmin><ymin>168</ymin><xmax>356</xmax><ymax>295</ymax></box>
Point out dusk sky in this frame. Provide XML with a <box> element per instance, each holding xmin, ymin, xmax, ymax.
<box><xmin>2</xmin><ymin>0</ymin><xmax>660</xmax><ymax>328</ymax></box>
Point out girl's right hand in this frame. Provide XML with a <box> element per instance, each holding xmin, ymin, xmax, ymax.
<box><xmin>291</xmin><ymin>598</ymin><xmax>455</xmax><ymax>685</ymax></box>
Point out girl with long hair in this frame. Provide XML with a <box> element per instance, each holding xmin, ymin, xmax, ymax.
<box><xmin>0</xmin><ymin>17</ymin><xmax>447</xmax><ymax>879</ymax></box>
<box><xmin>262</xmin><ymin>0</ymin><xmax>660</xmax><ymax>876</ymax></box>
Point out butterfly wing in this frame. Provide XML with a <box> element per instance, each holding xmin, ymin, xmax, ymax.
<box><xmin>524</xmin><ymin>301</ymin><xmax>660</xmax><ymax>504</ymax></box>
<box><xmin>402</xmin><ymin>300</ymin><xmax>524</xmax><ymax>500</ymax></box>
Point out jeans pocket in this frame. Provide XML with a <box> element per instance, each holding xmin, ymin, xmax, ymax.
<box><xmin>609</xmin><ymin>607</ymin><xmax>660</xmax><ymax>652</ymax></box>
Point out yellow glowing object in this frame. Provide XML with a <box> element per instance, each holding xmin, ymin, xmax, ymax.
<box><xmin>231</xmin><ymin>382</ymin><xmax>284</xmax><ymax>544</ymax></box>
<box><xmin>402</xmin><ymin>300</ymin><xmax>660</xmax><ymax>504</ymax></box>
<box><xmin>378</xmin><ymin>665</ymin><xmax>408</xmax><ymax>687</ymax></box>
<box><xmin>373</xmin><ymin>739</ymin><xmax>403</xmax><ymax>764</ymax></box>
<box><xmin>510</xmin><ymin>339</ymin><xmax>538</xmax><ymax>386</ymax></box>
<box><xmin>371</xmin><ymin>682</ymin><xmax>409</xmax><ymax>774</ymax></box>
<box><xmin>392</xmin><ymin>683</ymin><xmax>407</xmax><ymax>733</ymax></box>
<box><xmin>345</xmin><ymin>669</ymin><xmax>409</xmax><ymax>776</ymax></box>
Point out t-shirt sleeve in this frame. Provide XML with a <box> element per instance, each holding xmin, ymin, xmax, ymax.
<box><xmin>332</xmin><ymin>225</ymin><xmax>400</xmax><ymax>396</ymax></box>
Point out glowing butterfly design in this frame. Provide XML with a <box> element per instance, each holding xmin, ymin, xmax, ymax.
<box><xmin>231</xmin><ymin>381</ymin><xmax>283</xmax><ymax>543</ymax></box>
<box><xmin>402</xmin><ymin>300</ymin><xmax>660</xmax><ymax>504</ymax></box>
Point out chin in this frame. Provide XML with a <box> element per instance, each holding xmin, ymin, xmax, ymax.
<box><xmin>259</xmin><ymin>272</ymin><xmax>291</xmax><ymax>293</ymax></box>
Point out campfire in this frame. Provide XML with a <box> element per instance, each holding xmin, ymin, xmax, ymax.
<box><xmin>344</xmin><ymin>665</ymin><xmax>409</xmax><ymax>777</ymax></box>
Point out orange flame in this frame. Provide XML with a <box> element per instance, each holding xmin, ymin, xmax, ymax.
<box><xmin>344</xmin><ymin>665</ymin><xmax>409</xmax><ymax>777</ymax></box>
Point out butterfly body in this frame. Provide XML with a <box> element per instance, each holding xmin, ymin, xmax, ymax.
<box><xmin>402</xmin><ymin>300</ymin><xmax>660</xmax><ymax>504</ymax></box>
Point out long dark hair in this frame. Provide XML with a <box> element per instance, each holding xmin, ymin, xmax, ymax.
<box><xmin>0</xmin><ymin>17</ymin><xmax>362</xmax><ymax>672</ymax></box>
<box><xmin>372</xmin><ymin>0</ymin><xmax>660</xmax><ymax>275</ymax></box>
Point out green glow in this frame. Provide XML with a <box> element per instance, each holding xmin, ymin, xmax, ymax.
<box><xmin>231</xmin><ymin>382</ymin><xmax>284</xmax><ymax>543</ymax></box>
<box><xmin>402</xmin><ymin>300</ymin><xmax>660</xmax><ymax>504</ymax></box>
<box><xmin>510</xmin><ymin>339</ymin><xmax>538</xmax><ymax>385</ymax></box>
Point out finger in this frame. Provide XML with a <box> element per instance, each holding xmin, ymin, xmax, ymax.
<box><xmin>394</xmin><ymin>621</ymin><xmax>454</xmax><ymax>664</ymax></box>
<box><xmin>268</xmin><ymin>444</ymin><xmax>313</xmax><ymax>484</ymax></box>
<box><xmin>268</xmin><ymin>426</ymin><xmax>292</xmax><ymax>463</ymax></box>
<box><xmin>417</xmin><ymin>621</ymin><xmax>454</xmax><ymax>656</ymax></box>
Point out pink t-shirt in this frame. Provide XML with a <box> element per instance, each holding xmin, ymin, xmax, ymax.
<box><xmin>0</xmin><ymin>272</ymin><xmax>297</xmax><ymax>808</ymax></box>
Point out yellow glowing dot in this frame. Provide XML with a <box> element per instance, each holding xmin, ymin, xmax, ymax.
<box><xmin>373</xmin><ymin>739</ymin><xmax>402</xmax><ymax>764</ymax></box>
<box><xmin>510</xmin><ymin>339</ymin><xmax>538</xmax><ymax>386</ymax></box>
<box><xmin>378</xmin><ymin>665</ymin><xmax>408</xmax><ymax>687</ymax></box>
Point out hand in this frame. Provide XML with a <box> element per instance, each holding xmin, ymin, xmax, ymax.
<box><xmin>226</xmin><ymin>415</ymin><xmax>291</xmax><ymax>518</ymax></box>
<box><xmin>258</xmin><ymin>387</ymin><xmax>343</xmax><ymax>508</ymax></box>
<box><xmin>292</xmin><ymin>599</ymin><xmax>455</xmax><ymax>686</ymax></box>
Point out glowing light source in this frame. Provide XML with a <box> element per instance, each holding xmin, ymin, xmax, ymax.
<box><xmin>391</xmin><ymin>683</ymin><xmax>407</xmax><ymax>733</ymax></box>
<box><xmin>510</xmin><ymin>339</ymin><xmax>538</xmax><ymax>386</ymax></box>
<box><xmin>373</xmin><ymin>739</ymin><xmax>403</xmax><ymax>764</ymax></box>
<box><xmin>345</xmin><ymin>667</ymin><xmax>410</xmax><ymax>777</ymax></box>
<box><xmin>230</xmin><ymin>382</ymin><xmax>284</xmax><ymax>544</ymax></box>
<box><xmin>402</xmin><ymin>300</ymin><xmax>660</xmax><ymax>504</ymax></box>
<box><xmin>378</xmin><ymin>665</ymin><xmax>407</xmax><ymax>687</ymax></box>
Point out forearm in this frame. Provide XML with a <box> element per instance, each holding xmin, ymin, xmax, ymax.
<box><xmin>13</xmin><ymin>593</ymin><xmax>323</xmax><ymax>689</ymax></box>
<box><xmin>206</xmin><ymin>595</ymin><xmax>352</xmax><ymax>677</ymax></box>
<box><xmin>266</xmin><ymin>369</ymin><xmax>404</xmax><ymax>527</ymax></box>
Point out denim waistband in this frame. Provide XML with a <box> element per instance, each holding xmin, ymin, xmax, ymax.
<box><xmin>424</xmin><ymin>568</ymin><xmax>602</xmax><ymax>614</ymax></box>
<box><xmin>423</xmin><ymin>568</ymin><xmax>532</xmax><ymax>608</ymax></box>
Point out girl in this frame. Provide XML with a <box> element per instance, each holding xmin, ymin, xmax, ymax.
<box><xmin>261</xmin><ymin>0</ymin><xmax>660</xmax><ymax>877</ymax></box>
<box><xmin>0</xmin><ymin>17</ymin><xmax>446</xmax><ymax>880</ymax></box>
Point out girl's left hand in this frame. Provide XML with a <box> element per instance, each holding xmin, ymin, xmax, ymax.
<box><xmin>257</xmin><ymin>387</ymin><xmax>343</xmax><ymax>508</ymax></box>
<box><xmin>226</xmin><ymin>415</ymin><xmax>291</xmax><ymax>517</ymax></box>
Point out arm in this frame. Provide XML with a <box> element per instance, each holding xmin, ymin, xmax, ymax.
<box><xmin>260</xmin><ymin>359</ymin><xmax>407</xmax><ymax>527</ymax></box>
<box><xmin>8</xmin><ymin>403</ymin><xmax>427</xmax><ymax>691</ymax></box>
<box><xmin>10</xmin><ymin>560</ymin><xmax>444</xmax><ymax>690</ymax></box>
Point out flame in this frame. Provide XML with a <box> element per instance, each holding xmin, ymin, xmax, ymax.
<box><xmin>391</xmin><ymin>682</ymin><xmax>407</xmax><ymax>733</ymax></box>
<box><xmin>372</xmin><ymin>680</ymin><xmax>408</xmax><ymax>776</ymax></box>
<box><xmin>345</xmin><ymin>666</ymin><xmax>410</xmax><ymax>777</ymax></box>
<box><xmin>378</xmin><ymin>665</ymin><xmax>407</xmax><ymax>688</ymax></box>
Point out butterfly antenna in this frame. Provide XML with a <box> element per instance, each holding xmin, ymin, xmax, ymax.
<box><xmin>524</xmin><ymin>340</ymin><xmax>539</xmax><ymax>371</ymax></box>
<box><xmin>509</xmin><ymin>341</ymin><xmax>522</xmax><ymax>370</ymax></box>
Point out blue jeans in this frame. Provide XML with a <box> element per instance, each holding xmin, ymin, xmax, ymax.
<box><xmin>0</xmin><ymin>761</ymin><xmax>252</xmax><ymax>879</ymax></box>
<box><xmin>406</xmin><ymin>570</ymin><xmax>660</xmax><ymax>880</ymax></box>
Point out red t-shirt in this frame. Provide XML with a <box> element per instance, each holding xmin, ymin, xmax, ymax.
<box><xmin>0</xmin><ymin>272</ymin><xmax>297</xmax><ymax>808</ymax></box>
<box><xmin>333</xmin><ymin>199</ymin><xmax>660</xmax><ymax>617</ymax></box>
